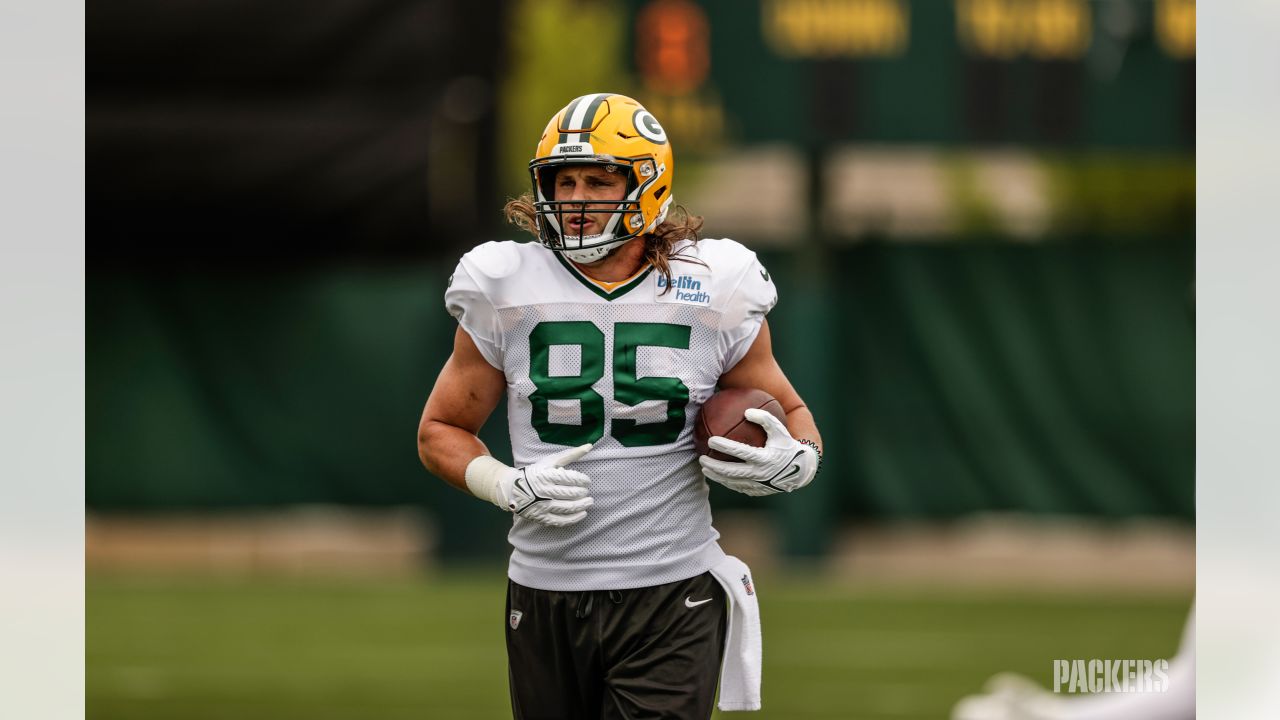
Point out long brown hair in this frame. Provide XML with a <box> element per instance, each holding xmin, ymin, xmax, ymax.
<box><xmin>503</xmin><ymin>193</ymin><xmax>707</xmax><ymax>287</ymax></box>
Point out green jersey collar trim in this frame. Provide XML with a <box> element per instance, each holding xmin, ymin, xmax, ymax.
<box><xmin>552</xmin><ymin>252</ymin><xmax>654</xmax><ymax>301</ymax></box>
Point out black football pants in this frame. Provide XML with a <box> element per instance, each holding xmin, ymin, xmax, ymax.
<box><xmin>505</xmin><ymin>571</ymin><xmax>727</xmax><ymax>720</ymax></box>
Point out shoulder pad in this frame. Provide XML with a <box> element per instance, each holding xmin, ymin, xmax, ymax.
<box><xmin>678</xmin><ymin>238</ymin><xmax>756</xmax><ymax>274</ymax></box>
<box><xmin>459</xmin><ymin>240</ymin><xmax>529</xmax><ymax>281</ymax></box>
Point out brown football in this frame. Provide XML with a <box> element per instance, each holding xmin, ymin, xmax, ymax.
<box><xmin>694</xmin><ymin>387</ymin><xmax>787</xmax><ymax>462</ymax></box>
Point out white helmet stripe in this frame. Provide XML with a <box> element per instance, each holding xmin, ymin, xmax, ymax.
<box><xmin>563</xmin><ymin>93</ymin><xmax>608</xmax><ymax>144</ymax></box>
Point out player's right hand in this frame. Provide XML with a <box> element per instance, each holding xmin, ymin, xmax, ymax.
<box><xmin>497</xmin><ymin>444</ymin><xmax>594</xmax><ymax>527</ymax></box>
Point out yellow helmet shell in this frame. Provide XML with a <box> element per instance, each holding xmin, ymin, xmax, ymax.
<box><xmin>529</xmin><ymin>93</ymin><xmax>674</xmax><ymax>261</ymax></box>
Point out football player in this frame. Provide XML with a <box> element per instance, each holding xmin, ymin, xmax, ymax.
<box><xmin>417</xmin><ymin>92</ymin><xmax>823</xmax><ymax>719</ymax></box>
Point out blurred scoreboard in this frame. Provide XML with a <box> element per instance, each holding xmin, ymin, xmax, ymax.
<box><xmin>624</xmin><ymin>0</ymin><xmax>1194</xmax><ymax>150</ymax></box>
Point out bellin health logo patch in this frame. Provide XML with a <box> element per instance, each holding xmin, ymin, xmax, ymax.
<box><xmin>656</xmin><ymin>273</ymin><xmax>711</xmax><ymax>306</ymax></box>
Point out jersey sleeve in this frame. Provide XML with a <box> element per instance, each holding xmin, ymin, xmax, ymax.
<box><xmin>720</xmin><ymin>252</ymin><xmax>779</xmax><ymax>371</ymax></box>
<box><xmin>444</xmin><ymin>261</ymin><xmax>503</xmax><ymax>370</ymax></box>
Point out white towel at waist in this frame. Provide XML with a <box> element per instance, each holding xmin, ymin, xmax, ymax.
<box><xmin>709</xmin><ymin>554</ymin><xmax>762</xmax><ymax>711</ymax></box>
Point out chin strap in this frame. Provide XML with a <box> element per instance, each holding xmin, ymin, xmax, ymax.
<box><xmin>562</xmin><ymin>237</ymin><xmax>629</xmax><ymax>263</ymax></box>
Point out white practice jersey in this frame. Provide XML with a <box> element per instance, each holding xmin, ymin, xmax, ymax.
<box><xmin>445</xmin><ymin>238</ymin><xmax>777</xmax><ymax>591</ymax></box>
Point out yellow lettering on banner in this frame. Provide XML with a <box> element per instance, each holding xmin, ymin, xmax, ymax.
<box><xmin>1156</xmin><ymin>0</ymin><xmax>1195</xmax><ymax>58</ymax></box>
<box><xmin>641</xmin><ymin>94</ymin><xmax>726</xmax><ymax>152</ymax></box>
<box><xmin>1029</xmin><ymin>0</ymin><xmax>1089</xmax><ymax>59</ymax></box>
<box><xmin>960</xmin><ymin>0</ymin><xmax>1017</xmax><ymax>59</ymax></box>
<box><xmin>763</xmin><ymin>0</ymin><xmax>909</xmax><ymax>58</ymax></box>
<box><xmin>956</xmin><ymin>0</ymin><xmax>1090</xmax><ymax>60</ymax></box>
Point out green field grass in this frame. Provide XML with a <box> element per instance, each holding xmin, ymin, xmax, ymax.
<box><xmin>88</xmin><ymin>570</ymin><xmax>1190</xmax><ymax>719</ymax></box>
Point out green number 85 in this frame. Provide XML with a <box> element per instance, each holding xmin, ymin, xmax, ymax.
<box><xmin>528</xmin><ymin>321</ymin><xmax>691</xmax><ymax>447</ymax></box>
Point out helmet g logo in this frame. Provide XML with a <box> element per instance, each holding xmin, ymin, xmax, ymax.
<box><xmin>633</xmin><ymin>109</ymin><xmax>668</xmax><ymax>145</ymax></box>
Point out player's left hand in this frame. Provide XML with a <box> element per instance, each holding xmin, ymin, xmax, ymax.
<box><xmin>698</xmin><ymin>408</ymin><xmax>820</xmax><ymax>496</ymax></box>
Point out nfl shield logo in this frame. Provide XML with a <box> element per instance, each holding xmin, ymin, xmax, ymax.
<box><xmin>509</xmin><ymin>610</ymin><xmax>523</xmax><ymax>630</ymax></box>
<box><xmin>740</xmin><ymin>574</ymin><xmax>755</xmax><ymax>596</ymax></box>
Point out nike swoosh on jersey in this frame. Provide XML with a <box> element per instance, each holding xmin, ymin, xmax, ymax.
<box><xmin>684</xmin><ymin>596</ymin><xmax>713</xmax><ymax>608</ymax></box>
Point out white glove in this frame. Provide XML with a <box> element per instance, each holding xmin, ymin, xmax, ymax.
<box><xmin>698</xmin><ymin>408</ymin><xmax>820</xmax><ymax>496</ymax></box>
<box><xmin>465</xmin><ymin>444</ymin><xmax>594</xmax><ymax>527</ymax></box>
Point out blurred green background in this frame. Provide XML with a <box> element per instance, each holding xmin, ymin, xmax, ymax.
<box><xmin>88</xmin><ymin>0</ymin><xmax>1194</xmax><ymax>717</ymax></box>
<box><xmin>89</xmin><ymin>0</ymin><xmax>1195</xmax><ymax>545</ymax></box>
